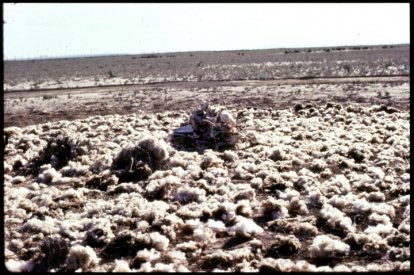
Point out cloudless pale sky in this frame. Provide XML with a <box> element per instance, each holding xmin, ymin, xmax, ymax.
<box><xmin>3</xmin><ymin>3</ymin><xmax>410</xmax><ymax>60</ymax></box>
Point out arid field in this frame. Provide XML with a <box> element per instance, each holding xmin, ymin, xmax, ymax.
<box><xmin>4</xmin><ymin>45</ymin><xmax>410</xmax><ymax>272</ymax></box>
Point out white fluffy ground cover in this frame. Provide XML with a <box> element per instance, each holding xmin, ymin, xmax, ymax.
<box><xmin>4</xmin><ymin>103</ymin><xmax>410</xmax><ymax>272</ymax></box>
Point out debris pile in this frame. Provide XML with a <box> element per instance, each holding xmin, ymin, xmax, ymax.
<box><xmin>170</xmin><ymin>102</ymin><xmax>239</xmax><ymax>152</ymax></box>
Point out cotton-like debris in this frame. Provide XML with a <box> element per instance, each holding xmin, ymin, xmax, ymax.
<box><xmin>287</xmin><ymin>196</ymin><xmax>309</xmax><ymax>216</ymax></box>
<box><xmin>38</xmin><ymin>167</ymin><xmax>62</xmax><ymax>183</ymax></box>
<box><xmin>167</xmin><ymin>250</ymin><xmax>187</xmax><ymax>263</ymax></box>
<box><xmin>112</xmin><ymin>260</ymin><xmax>132</xmax><ymax>272</ymax></box>
<box><xmin>227</xmin><ymin>216</ymin><xmax>264</xmax><ymax>237</ymax></box>
<box><xmin>149</xmin><ymin>232</ymin><xmax>170</xmax><ymax>251</ymax></box>
<box><xmin>364</xmin><ymin>223</ymin><xmax>397</xmax><ymax>236</ymax></box>
<box><xmin>4</xmin><ymin>103</ymin><xmax>410</xmax><ymax>272</ymax></box>
<box><xmin>133</xmin><ymin>248</ymin><xmax>161</xmax><ymax>264</ymax></box>
<box><xmin>5</xmin><ymin>259</ymin><xmax>34</xmax><ymax>272</ymax></box>
<box><xmin>153</xmin><ymin>263</ymin><xmax>176</xmax><ymax>272</ymax></box>
<box><xmin>193</xmin><ymin>224</ymin><xmax>216</xmax><ymax>244</ymax></box>
<box><xmin>206</xmin><ymin>219</ymin><xmax>227</xmax><ymax>233</ymax></box>
<box><xmin>295</xmin><ymin>222</ymin><xmax>319</xmax><ymax>236</ymax></box>
<box><xmin>260</xmin><ymin>198</ymin><xmax>289</xmax><ymax>220</ymax></box>
<box><xmin>308</xmin><ymin>235</ymin><xmax>350</xmax><ymax>258</ymax></box>
<box><xmin>222</xmin><ymin>150</ymin><xmax>239</xmax><ymax>162</ymax></box>
<box><xmin>321</xmin><ymin>174</ymin><xmax>350</xmax><ymax>196</ymax></box>
<box><xmin>368</xmin><ymin>212</ymin><xmax>392</xmax><ymax>225</ymax></box>
<box><xmin>320</xmin><ymin>203</ymin><xmax>355</xmax><ymax>233</ymax></box>
<box><xmin>21</xmin><ymin>217</ymin><xmax>59</xmax><ymax>235</ymax></box>
<box><xmin>65</xmin><ymin>245</ymin><xmax>100</xmax><ymax>270</ymax></box>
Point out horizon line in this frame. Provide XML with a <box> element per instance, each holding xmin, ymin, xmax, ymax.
<box><xmin>4</xmin><ymin>42</ymin><xmax>409</xmax><ymax>62</ymax></box>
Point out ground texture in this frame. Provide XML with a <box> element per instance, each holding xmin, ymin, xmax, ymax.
<box><xmin>3</xmin><ymin>45</ymin><xmax>410</xmax><ymax>272</ymax></box>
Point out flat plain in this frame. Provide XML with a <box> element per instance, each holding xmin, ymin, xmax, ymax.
<box><xmin>4</xmin><ymin>44</ymin><xmax>410</xmax><ymax>272</ymax></box>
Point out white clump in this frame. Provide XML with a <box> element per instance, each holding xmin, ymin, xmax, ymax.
<box><xmin>201</xmin><ymin>152</ymin><xmax>224</xmax><ymax>168</ymax></box>
<box><xmin>400</xmin><ymin>261</ymin><xmax>410</xmax><ymax>271</ymax></box>
<box><xmin>220</xmin><ymin>110</ymin><xmax>236</xmax><ymax>126</ymax></box>
<box><xmin>370</xmin><ymin>203</ymin><xmax>395</xmax><ymax>218</ymax></box>
<box><xmin>273</xmin><ymin>258</ymin><xmax>295</xmax><ymax>272</ymax></box>
<box><xmin>21</xmin><ymin>216</ymin><xmax>59</xmax><ymax>234</ymax></box>
<box><xmin>5</xmin><ymin>259</ymin><xmax>34</xmax><ymax>272</ymax></box>
<box><xmin>193</xmin><ymin>224</ymin><xmax>216</xmax><ymax>244</ymax></box>
<box><xmin>315</xmin><ymin>265</ymin><xmax>332</xmax><ymax>272</ymax></box>
<box><xmin>167</xmin><ymin>250</ymin><xmax>187</xmax><ymax>263</ymax></box>
<box><xmin>260</xmin><ymin>197</ymin><xmax>289</xmax><ymax>220</ymax></box>
<box><xmin>368</xmin><ymin>213</ymin><xmax>392</xmax><ymax>225</ymax></box>
<box><xmin>176</xmin><ymin>265</ymin><xmax>191</xmax><ymax>272</ymax></box>
<box><xmin>333</xmin><ymin>264</ymin><xmax>351</xmax><ymax>272</ymax></box>
<box><xmin>160</xmin><ymin>175</ymin><xmax>181</xmax><ymax>186</ymax></box>
<box><xmin>278</xmin><ymin>188</ymin><xmax>300</xmax><ymax>201</ymax></box>
<box><xmin>38</xmin><ymin>167</ymin><xmax>62</xmax><ymax>183</ymax></box>
<box><xmin>222</xmin><ymin>150</ymin><xmax>239</xmax><ymax>162</ymax></box>
<box><xmin>307</xmin><ymin>190</ymin><xmax>327</xmax><ymax>205</ymax></box>
<box><xmin>206</xmin><ymin>219</ymin><xmax>226</xmax><ymax>233</ymax></box>
<box><xmin>309</xmin><ymin>235</ymin><xmax>350</xmax><ymax>258</ymax></box>
<box><xmin>310</xmin><ymin>159</ymin><xmax>327</xmax><ymax>171</ymax></box>
<box><xmin>398</xmin><ymin>220</ymin><xmax>410</xmax><ymax>234</ymax></box>
<box><xmin>149</xmin><ymin>232</ymin><xmax>170</xmax><ymax>251</ymax></box>
<box><xmin>367</xmin><ymin>166</ymin><xmax>385</xmax><ymax>180</ymax></box>
<box><xmin>227</xmin><ymin>216</ymin><xmax>264</xmax><ymax>237</ymax></box>
<box><xmin>295</xmin><ymin>222</ymin><xmax>318</xmax><ymax>236</ymax></box>
<box><xmin>136</xmin><ymin>262</ymin><xmax>153</xmax><ymax>272</ymax></box>
<box><xmin>176</xmin><ymin>241</ymin><xmax>199</xmax><ymax>252</ymax></box>
<box><xmin>135</xmin><ymin>248</ymin><xmax>161</xmax><ymax>262</ymax></box>
<box><xmin>320</xmin><ymin>204</ymin><xmax>355</xmax><ymax>233</ymax></box>
<box><xmin>294</xmin><ymin>260</ymin><xmax>316</xmax><ymax>272</ymax></box>
<box><xmin>322</xmin><ymin>174</ymin><xmax>350</xmax><ymax>196</ymax></box>
<box><xmin>113</xmin><ymin>260</ymin><xmax>132</xmax><ymax>272</ymax></box>
<box><xmin>364</xmin><ymin>223</ymin><xmax>397</xmax><ymax>236</ymax></box>
<box><xmin>328</xmin><ymin>195</ymin><xmax>354</xmax><ymax>209</ymax></box>
<box><xmin>65</xmin><ymin>245</ymin><xmax>100</xmax><ymax>270</ymax></box>
<box><xmin>352</xmin><ymin>198</ymin><xmax>372</xmax><ymax>213</ymax></box>
<box><xmin>287</xmin><ymin>196</ymin><xmax>309</xmax><ymax>215</ymax></box>
<box><xmin>153</xmin><ymin>263</ymin><xmax>175</xmax><ymax>272</ymax></box>
<box><xmin>235</xmin><ymin>199</ymin><xmax>254</xmax><ymax>217</ymax></box>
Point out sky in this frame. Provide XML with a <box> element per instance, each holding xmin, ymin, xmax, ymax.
<box><xmin>3</xmin><ymin>3</ymin><xmax>410</xmax><ymax>60</ymax></box>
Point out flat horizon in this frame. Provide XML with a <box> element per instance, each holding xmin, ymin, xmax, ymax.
<box><xmin>3</xmin><ymin>43</ymin><xmax>410</xmax><ymax>62</ymax></box>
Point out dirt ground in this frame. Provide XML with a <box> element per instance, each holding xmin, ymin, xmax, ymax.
<box><xmin>3</xmin><ymin>76</ymin><xmax>410</xmax><ymax>128</ymax></box>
